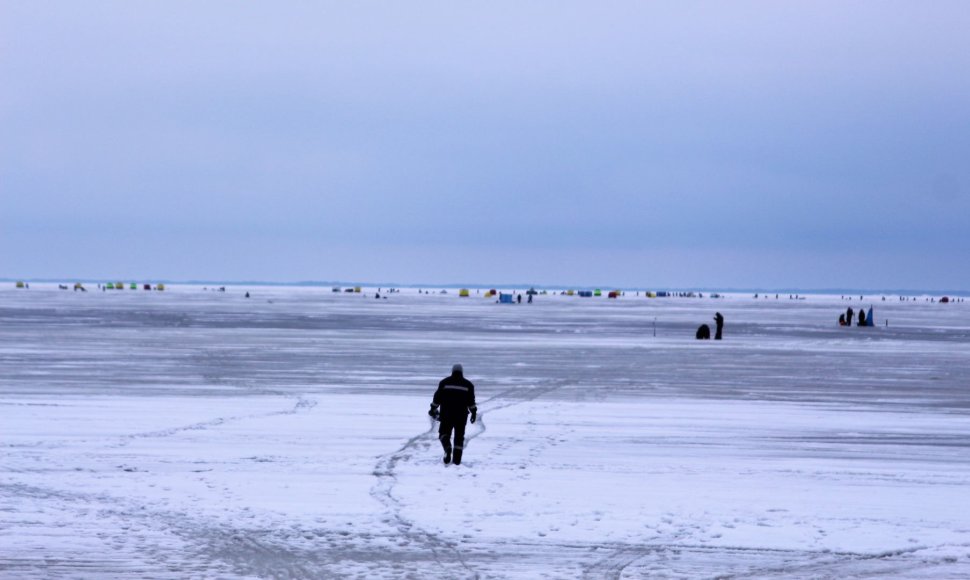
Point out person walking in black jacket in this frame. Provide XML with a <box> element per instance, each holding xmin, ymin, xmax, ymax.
<box><xmin>428</xmin><ymin>364</ymin><xmax>477</xmax><ymax>465</ymax></box>
<box><xmin>714</xmin><ymin>312</ymin><xmax>724</xmax><ymax>340</ymax></box>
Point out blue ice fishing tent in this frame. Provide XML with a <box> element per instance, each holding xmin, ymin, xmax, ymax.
<box><xmin>499</xmin><ymin>293</ymin><xmax>514</xmax><ymax>304</ymax></box>
<box><xmin>867</xmin><ymin>306</ymin><xmax>874</xmax><ymax>326</ymax></box>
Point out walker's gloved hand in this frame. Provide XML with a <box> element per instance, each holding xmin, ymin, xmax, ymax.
<box><xmin>470</xmin><ymin>409</ymin><xmax>477</xmax><ymax>424</ymax></box>
<box><xmin>428</xmin><ymin>404</ymin><xmax>439</xmax><ymax>419</ymax></box>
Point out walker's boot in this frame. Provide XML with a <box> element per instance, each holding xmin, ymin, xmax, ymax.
<box><xmin>453</xmin><ymin>447</ymin><xmax>463</xmax><ymax>465</ymax></box>
<box><xmin>440</xmin><ymin>433</ymin><xmax>452</xmax><ymax>465</ymax></box>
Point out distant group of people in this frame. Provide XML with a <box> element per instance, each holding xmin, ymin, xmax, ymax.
<box><xmin>754</xmin><ymin>293</ymin><xmax>804</xmax><ymax>300</ymax></box>
<box><xmin>753</xmin><ymin>293</ymin><xmax>806</xmax><ymax>300</ymax></box>
<box><xmin>696</xmin><ymin>312</ymin><xmax>724</xmax><ymax>340</ymax></box>
<box><xmin>840</xmin><ymin>306</ymin><xmax>874</xmax><ymax>327</ymax></box>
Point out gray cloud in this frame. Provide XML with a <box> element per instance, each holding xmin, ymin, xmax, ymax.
<box><xmin>2</xmin><ymin>1</ymin><xmax>969</xmax><ymax>289</ymax></box>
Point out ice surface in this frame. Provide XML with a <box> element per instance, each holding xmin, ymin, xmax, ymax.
<box><xmin>2</xmin><ymin>285</ymin><xmax>969</xmax><ymax>578</ymax></box>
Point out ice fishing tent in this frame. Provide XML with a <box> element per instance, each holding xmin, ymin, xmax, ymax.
<box><xmin>459</xmin><ymin>289</ymin><xmax>470</xmax><ymax>297</ymax></box>
<box><xmin>499</xmin><ymin>293</ymin><xmax>514</xmax><ymax>304</ymax></box>
<box><xmin>646</xmin><ymin>292</ymin><xmax>657</xmax><ymax>298</ymax></box>
<box><xmin>157</xmin><ymin>283</ymin><xmax>165</xmax><ymax>291</ymax></box>
<box><xmin>353</xmin><ymin>286</ymin><xmax>362</xmax><ymax>293</ymax></box>
<box><xmin>15</xmin><ymin>281</ymin><xmax>25</xmax><ymax>288</ymax></box>
<box><xmin>578</xmin><ymin>290</ymin><xmax>593</xmax><ymax>297</ymax></box>
<box><xmin>867</xmin><ymin>306</ymin><xmax>874</xmax><ymax>326</ymax></box>
<box><xmin>526</xmin><ymin>288</ymin><xmax>538</xmax><ymax>295</ymax></box>
<box><xmin>143</xmin><ymin>284</ymin><xmax>151</xmax><ymax>290</ymax></box>
<box><xmin>593</xmin><ymin>289</ymin><xmax>602</xmax><ymax>296</ymax></box>
<box><xmin>608</xmin><ymin>291</ymin><xmax>619</xmax><ymax>299</ymax></box>
<box><xmin>130</xmin><ymin>283</ymin><xmax>137</xmax><ymax>290</ymax></box>
<box><xmin>566</xmin><ymin>290</ymin><xmax>575</xmax><ymax>296</ymax></box>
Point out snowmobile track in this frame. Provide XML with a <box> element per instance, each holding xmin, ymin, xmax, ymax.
<box><xmin>368</xmin><ymin>378</ymin><xmax>571</xmax><ymax>578</ymax></box>
<box><xmin>370</xmin><ymin>424</ymin><xmax>480</xmax><ymax>578</ymax></box>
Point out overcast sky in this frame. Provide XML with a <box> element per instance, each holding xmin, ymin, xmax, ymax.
<box><xmin>2</xmin><ymin>2</ymin><xmax>968</xmax><ymax>289</ymax></box>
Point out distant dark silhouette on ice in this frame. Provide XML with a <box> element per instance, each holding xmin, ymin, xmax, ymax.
<box><xmin>696</xmin><ymin>324</ymin><xmax>711</xmax><ymax>340</ymax></box>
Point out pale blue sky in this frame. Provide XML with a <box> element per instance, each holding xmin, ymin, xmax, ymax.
<box><xmin>2</xmin><ymin>2</ymin><xmax>968</xmax><ymax>289</ymax></box>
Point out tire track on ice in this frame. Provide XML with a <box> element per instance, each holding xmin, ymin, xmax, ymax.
<box><xmin>464</xmin><ymin>378</ymin><xmax>571</xmax><ymax>446</ymax></box>
<box><xmin>0</xmin><ymin>396</ymin><xmax>337</xmax><ymax>578</ymax></box>
<box><xmin>0</xmin><ymin>481</ymin><xmax>329</xmax><ymax>578</ymax></box>
<box><xmin>580</xmin><ymin>540</ymin><xmax>970</xmax><ymax>579</ymax></box>
<box><xmin>581</xmin><ymin>519</ymin><xmax>701</xmax><ymax>579</ymax></box>
<box><xmin>115</xmin><ymin>396</ymin><xmax>317</xmax><ymax>447</ymax></box>
<box><xmin>371</xmin><ymin>422</ymin><xmax>479</xmax><ymax>578</ymax></box>
<box><xmin>720</xmin><ymin>541</ymin><xmax>970</xmax><ymax>579</ymax></box>
<box><xmin>2</xmin><ymin>396</ymin><xmax>317</xmax><ymax>452</ymax></box>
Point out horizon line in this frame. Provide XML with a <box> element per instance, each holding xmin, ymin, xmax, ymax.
<box><xmin>2</xmin><ymin>277</ymin><xmax>966</xmax><ymax>296</ymax></box>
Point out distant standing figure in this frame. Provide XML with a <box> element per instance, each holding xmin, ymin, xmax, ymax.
<box><xmin>517</xmin><ymin>294</ymin><xmax>522</xmax><ymax>304</ymax></box>
<box><xmin>696</xmin><ymin>324</ymin><xmax>711</xmax><ymax>340</ymax></box>
<box><xmin>714</xmin><ymin>312</ymin><xmax>724</xmax><ymax>340</ymax></box>
<box><xmin>245</xmin><ymin>292</ymin><xmax>250</xmax><ymax>298</ymax></box>
<box><xmin>846</xmin><ymin>307</ymin><xmax>855</xmax><ymax>326</ymax></box>
<box><xmin>858</xmin><ymin>309</ymin><xmax>867</xmax><ymax>327</ymax></box>
<box><xmin>428</xmin><ymin>364</ymin><xmax>477</xmax><ymax>466</ymax></box>
<box><xmin>527</xmin><ymin>294</ymin><xmax>533</xmax><ymax>304</ymax></box>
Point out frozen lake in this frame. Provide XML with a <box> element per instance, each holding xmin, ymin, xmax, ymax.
<box><xmin>2</xmin><ymin>285</ymin><xmax>970</xmax><ymax>578</ymax></box>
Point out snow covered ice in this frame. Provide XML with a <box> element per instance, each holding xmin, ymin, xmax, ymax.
<box><xmin>2</xmin><ymin>286</ymin><xmax>970</xmax><ymax>578</ymax></box>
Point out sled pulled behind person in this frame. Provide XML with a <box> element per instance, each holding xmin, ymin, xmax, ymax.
<box><xmin>428</xmin><ymin>364</ymin><xmax>477</xmax><ymax>465</ymax></box>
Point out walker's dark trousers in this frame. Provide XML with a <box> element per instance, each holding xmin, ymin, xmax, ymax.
<box><xmin>439</xmin><ymin>418</ymin><xmax>467</xmax><ymax>456</ymax></box>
